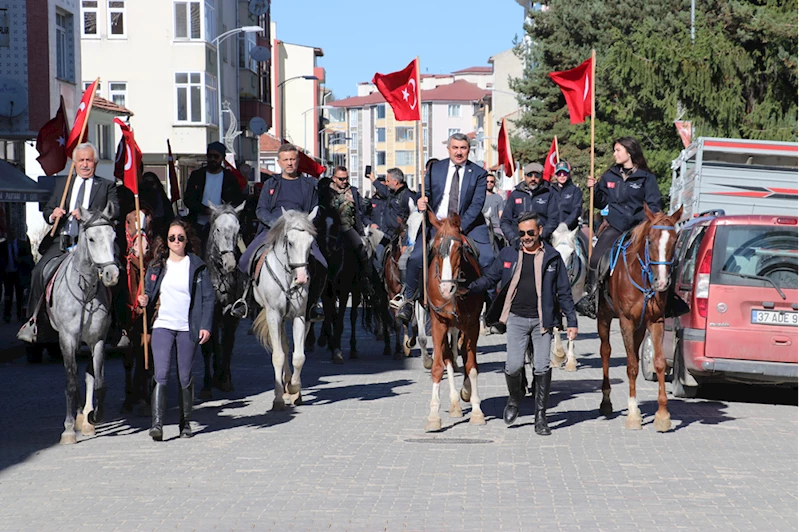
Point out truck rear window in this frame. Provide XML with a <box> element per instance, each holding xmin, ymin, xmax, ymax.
<box><xmin>711</xmin><ymin>225</ymin><xmax>798</xmax><ymax>290</ymax></box>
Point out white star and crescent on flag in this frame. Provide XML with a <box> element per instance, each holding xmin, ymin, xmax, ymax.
<box><xmin>402</xmin><ymin>78</ymin><xmax>418</xmax><ymax>110</ymax></box>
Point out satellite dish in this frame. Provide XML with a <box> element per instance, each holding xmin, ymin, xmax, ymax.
<box><xmin>249</xmin><ymin>45</ymin><xmax>271</xmax><ymax>63</ymax></box>
<box><xmin>0</xmin><ymin>78</ymin><xmax>28</xmax><ymax>117</ymax></box>
<box><xmin>249</xmin><ymin>117</ymin><xmax>268</xmax><ymax>136</ymax></box>
<box><xmin>248</xmin><ymin>0</ymin><xmax>269</xmax><ymax>16</ymax></box>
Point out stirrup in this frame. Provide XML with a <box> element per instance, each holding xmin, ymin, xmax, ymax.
<box><xmin>230</xmin><ymin>298</ymin><xmax>248</xmax><ymax>319</ymax></box>
<box><xmin>388</xmin><ymin>294</ymin><xmax>405</xmax><ymax>310</ymax></box>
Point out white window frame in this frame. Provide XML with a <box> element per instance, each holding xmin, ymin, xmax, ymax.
<box><xmin>396</xmin><ymin>151</ymin><xmax>414</xmax><ymax>166</ymax></box>
<box><xmin>95</xmin><ymin>123</ymin><xmax>114</xmax><ymax>160</ymax></box>
<box><xmin>107</xmin><ymin>0</ymin><xmax>126</xmax><ymax>38</ymax></box>
<box><xmin>174</xmin><ymin>72</ymin><xmax>205</xmax><ymax>124</ymax></box>
<box><xmin>204</xmin><ymin>0</ymin><xmax>216</xmax><ymax>43</ymax></box>
<box><xmin>81</xmin><ymin>0</ymin><xmax>99</xmax><ymax>38</ymax></box>
<box><xmin>109</xmin><ymin>82</ymin><xmax>127</xmax><ymax>108</ymax></box>
<box><xmin>422</xmin><ymin>103</ymin><xmax>430</xmax><ymax>123</ymax></box>
<box><xmin>395</xmin><ymin>126</ymin><xmax>414</xmax><ymax>142</ymax></box>
<box><xmin>55</xmin><ymin>12</ymin><xmax>74</xmax><ymax>82</ymax></box>
<box><xmin>376</xmin><ymin>127</ymin><xmax>386</xmax><ymax>143</ymax></box>
<box><xmin>84</xmin><ymin>81</ymin><xmax>102</xmax><ymax>97</ymax></box>
<box><xmin>447</xmin><ymin>104</ymin><xmax>461</xmax><ymax>117</ymax></box>
<box><xmin>174</xmin><ymin>1</ymin><xmax>202</xmax><ymax>41</ymax></box>
<box><xmin>350</xmin><ymin>154</ymin><xmax>359</xmax><ymax>176</ymax></box>
<box><xmin>448</xmin><ymin>128</ymin><xmax>461</xmax><ymax>138</ymax></box>
<box><xmin>348</xmin><ymin>108</ymin><xmax>358</xmax><ymax>128</ymax></box>
<box><xmin>205</xmin><ymin>74</ymin><xmax>218</xmax><ymax>126</ymax></box>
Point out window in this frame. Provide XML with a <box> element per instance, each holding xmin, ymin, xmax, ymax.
<box><xmin>396</xmin><ymin>151</ymin><xmax>414</xmax><ymax>166</ymax></box>
<box><xmin>422</xmin><ymin>103</ymin><xmax>429</xmax><ymax>123</ymax></box>
<box><xmin>84</xmin><ymin>81</ymin><xmax>102</xmax><ymax>96</ymax></box>
<box><xmin>376</xmin><ymin>127</ymin><xmax>386</xmax><ymax>142</ymax></box>
<box><xmin>81</xmin><ymin>0</ymin><xmax>98</xmax><ymax>36</ymax></box>
<box><xmin>395</xmin><ymin>127</ymin><xmax>414</xmax><ymax>142</ymax></box>
<box><xmin>350</xmin><ymin>154</ymin><xmax>359</xmax><ymax>175</ymax></box>
<box><xmin>349</xmin><ymin>131</ymin><xmax>358</xmax><ymax>148</ymax></box>
<box><xmin>175</xmin><ymin>72</ymin><xmax>203</xmax><ymax>123</ymax></box>
<box><xmin>95</xmin><ymin>124</ymin><xmax>113</xmax><ymax>160</ymax></box>
<box><xmin>239</xmin><ymin>31</ymin><xmax>257</xmax><ymax>72</ymax></box>
<box><xmin>108</xmin><ymin>1</ymin><xmax>125</xmax><ymax>37</ymax></box>
<box><xmin>109</xmin><ymin>82</ymin><xmax>127</xmax><ymax>107</ymax></box>
<box><xmin>448</xmin><ymin>104</ymin><xmax>461</xmax><ymax>117</ymax></box>
<box><xmin>679</xmin><ymin>227</ymin><xmax>707</xmax><ymax>285</ymax></box>
<box><xmin>328</xmin><ymin>108</ymin><xmax>345</xmax><ymax>122</ymax></box>
<box><xmin>174</xmin><ymin>1</ymin><xmax>201</xmax><ymax>40</ymax></box>
<box><xmin>447</xmin><ymin>128</ymin><xmax>461</xmax><ymax>138</ymax></box>
<box><xmin>204</xmin><ymin>0</ymin><xmax>216</xmax><ymax>43</ymax></box>
<box><xmin>376</xmin><ymin>151</ymin><xmax>386</xmax><ymax>166</ymax></box>
<box><xmin>55</xmin><ymin>12</ymin><xmax>75</xmax><ymax>82</ymax></box>
<box><xmin>348</xmin><ymin>108</ymin><xmax>358</xmax><ymax>127</ymax></box>
<box><xmin>205</xmin><ymin>74</ymin><xmax>218</xmax><ymax>125</ymax></box>
<box><xmin>375</xmin><ymin>104</ymin><xmax>386</xmax><ymax>119</ymax></box>
<box><xmin>712</xmin><ymin>225</ymin><xmax>798</xmax><ymax>290</ymax></box>
<box><xmin>422</xmin><ymin>127</ymin><xmax>428</xmax><ymax>148</ymax></box>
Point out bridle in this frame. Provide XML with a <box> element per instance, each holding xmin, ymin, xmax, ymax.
<box><xmin>429</xmin><ymin>234</ymin><xmax>467</xmax><ymax>319</ymax></box>
<box><xmin>264</xmin><ymin>227</ymin><xmax>311</xmax><ymax>308</ymax></box>
<box><xmin>81</xmin><ymin>212</ymin><xmax>118</xmax><ymax>274</ymax></box>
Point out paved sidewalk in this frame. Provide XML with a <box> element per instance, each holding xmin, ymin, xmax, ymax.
<box><xmin>0</xmin><ymin>315</ymin><xmax>796</xmax><ymax>531</ymax></box>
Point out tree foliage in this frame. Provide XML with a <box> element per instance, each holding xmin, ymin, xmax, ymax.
<box><xmin>510</xmin><ymin>0</ymin><xmax>798</xmax><ymax>205</ymax></box>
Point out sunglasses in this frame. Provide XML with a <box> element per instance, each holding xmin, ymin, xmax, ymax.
<box><xmin>526</xmin><ymin>173</ymin><xmax>541</xmax><ymax>178</ymax></box>
<box><xmin>518</xmin><ymin>229</ymin><xmax>537</xmax><ymax>237</ymax></box>
<box><xmin>168</xmin><ymin>234</ymin><xmax>186</xmax><ymax>243</ymax></box>
<box><xmin>486</xmin><ymin>180</ymin><xmax>495</xmax><ymax>184</ymax></box>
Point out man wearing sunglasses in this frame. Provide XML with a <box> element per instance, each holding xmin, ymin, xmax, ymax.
<box><xmin>482</xmin><ymin>172</ymin><xmax>505</xmax><ymax>242</ymax></box>
<box><xmin>467</xmin><ymin>212</ymin><xmax>577</xmax><ymax>434</ymax></box>
<box><xmin>500</xmin><ymin>162</ymin><xmax>559</xmax><ymax>249</ymax></box>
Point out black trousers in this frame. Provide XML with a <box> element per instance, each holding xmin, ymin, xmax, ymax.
<box><xmin>27</xmin><ymin>244</ymin><xmax>65</xmax><ymax>318</ymax></box>
<box><xmin>589</xmin><ymin>226</ymin><xmax>622</xmax><ymax>270</ymax></box>
<box><xmin>4</xmin><ymin>271</ymin><xmax>22</xmax><ymax>319</ymax></box>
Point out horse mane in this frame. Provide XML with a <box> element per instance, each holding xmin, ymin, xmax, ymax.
<box><xmin>436</xmin><ymin>214</ymin><xmax>462</xmax><ymax>242</ymax></box>
<box><xmin>264</xmin><ymin>210</ymin><xmax>317</xmax><ymax>251</ymax></box>
<box><xmin>209</xmin><ymin>202</ymin><xmax>240</xmax><ymax>224</ymax></box>
<box><xmin>630</xmin><ymin>211</ymin><xmax>671</xmax><ymax>246</ymax></box>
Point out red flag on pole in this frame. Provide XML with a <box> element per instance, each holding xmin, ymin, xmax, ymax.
<box><xmin>224</xmin><ymin>158</ymin><xmax>248</xmax><ymax>191</ymax></box>
<box><xmin>543</xmin><ymin>137</ymin><xmax>558</xmax><ymax>182</ymax></box>
<box><xmin>548</xmin><ymin>58</ymin><xmax>593</xmax><ymax>124</ymax></box>
<box><xmin>282</xmin><ymin>139</ymin><xmax>326</xmax><ymax>178</ymax></box>
<box><xmin>114</xmin><ymin>118</ymin><xmax>142</xmax><ymax>195</ymax></box>
<box><xmin>497</xmin><ymin>118</ymin><xmax>515</xmax><ymax>177</ymax></box>
<box><xmin>674</xmin><ymin>121</ymin><xmax>692</xmax><ymax>148</ymax></box>
<box><xmin>167</xmin><ymin>139</ymin><xmax>180</xmax><ymax>203</ymax></box>
<box><xmin>113</xmin><ymin>135</ymin><xmax>126</xmax><ymax>182</ymax></box>
<box><xmin>66</xmin><ymin>79</ymin><xmax>99</xmax><ymax>156</ymax></box>
<box><xmin>371</xmin><ymin>58</ymin><xmax>421</xmax><ymax>121</ymax></box>
<box><xmin>35</xmin><ymin>96</ymin><xmax>69</xmax><ymax>175</ymax></box>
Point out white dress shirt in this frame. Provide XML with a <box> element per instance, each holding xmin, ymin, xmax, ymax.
<box><xmin>50</xmin><ymin>176</ymin><xmax>93</xmax><ymax>224</ymax></box>
<box><xmin>435</xmin><ymin>161</ymin><xmax>465</xmax><ymax>220</ymax></box>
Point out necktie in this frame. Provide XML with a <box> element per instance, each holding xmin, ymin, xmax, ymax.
<box><xmin>68</xmin><ymin>179</ymin><xmax>87</xmax><ymax>237</ymax></box>
<box><xmin>448</xmin><ymin>165</ymin><xmax>461</xmax><ymax>217</ymax></box>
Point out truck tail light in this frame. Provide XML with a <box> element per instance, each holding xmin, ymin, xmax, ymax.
<box><xmin>695</xmin><ymin>248</ymin><xmax>712</xmax><ymax>318</ymax></box>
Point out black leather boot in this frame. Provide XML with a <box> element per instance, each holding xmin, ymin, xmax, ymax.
<box><xmin>503</xmin><ymin>371</ymin><xmax>525</xmax><ymax>426</ymax></box>
<box><xmin>534</xmin><ymin>369</ymin><xmax>552</xmax><ymax>436</ymax></box>
<box><xmin>179</xmin><ymin>378</ymin><xmax>194</xmax><ymax>438</ymax></box>
<box><xmin>149</xmin><ymin>381</ymin><xmax>166</xmax><ymax>441</ymax></box>
<box><xmin>575</xmin><ymin>268</ymin><xmax>598</xmax><ymax>319</ymax></box>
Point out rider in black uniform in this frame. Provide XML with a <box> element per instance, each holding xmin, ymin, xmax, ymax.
<box><xmin>501</xmin><ymin>162</ymin><xmax>559</xmax><ymax>248</ymax></box>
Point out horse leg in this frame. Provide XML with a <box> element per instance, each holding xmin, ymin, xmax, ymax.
<box><xmin>551</xmin><ymin>327</ymin><xmax>566</xmax><ymax>368</ymax></box>
<box><xmin>649</xmin><ymin>320</ymin><xmax>671</xmax><ymax>432</ymax></box>
<box><xmin>60</xmin><ymin>336</ymin><xmax>79</xmax><ymax>444</ymax></box>
<box><xmin>331</xmin><ymin>293</ymin><xmax>346</xmax><ymax>364</ymax></box>
<box><xmin>425</xmin><ymin>319</ymin><xmax>446</xmax><ymax>432</ymax></box>
<box><xmin>393</xmin><ymin>315</ymin><xmax>403</xmax><ymax>361</ymax></box>
<box><xmin>565</xmin><ymin>336</ymin><xmax>578</xmax><ymax>372</ymax></box>
<box><xmin>417</xmin><ymin>303</ymin><xmax>432</xmax><ymax>370</ymax></box>
<box><xmin>349</xmin><ymin>292</ymin><xmax>359</xmax><ymax>360</ymax></box>
<box><xmin>267</xmin><ymin>311</ymin><xmax>287</xmax><ymax>411</ymax></box>
<box><xmin>464</xmin><ymin>328</ymin><xmax>485</xmax><ymax>425</ymax></box>
<box><xmin>620</xmin><ymin>316</ymin><xmax>644</xmax><ymax>430</ymax></box>
<box><xmin>81</xmin><ymin>363</ymin><xmax>96</xmax><ymax>436</ymax></box>
<box><xmin>597</xmin><ymin>306</ymin><xmax>614</xmax><ymax>417</ymax></box>
<box><xmin>445</xmin><ymin>337</ymin><xmax>462</xmax><ymax>418</ymax></box>
<box><xmin>220</xmin><ymin>314</ymin><xmax>237</xmax><ymax>391</ymax></box>
<box><xmin>122</xmin><ymin>340</ymin><xmax>135</xmax><ymax>412</ymax></box>
<box><xmin>287</xmin><ymin>316</ymin><xmax>307</xmax><ymax>405</ymax></box>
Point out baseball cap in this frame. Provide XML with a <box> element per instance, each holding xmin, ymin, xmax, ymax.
<box><xmin>555</xmin><ymin>161</ymin><xmax>571</xmax><ymax>174</ymax></box>
<box><xmin>523</xmin><ymin>162</ymin><xmax>544</xmax><ymax>175</ymax></box>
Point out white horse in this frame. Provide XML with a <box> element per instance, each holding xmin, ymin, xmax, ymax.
<box><xmin>401</xmin><ymin>209</ymin><xmax>435</xmax><ymax>370</ymax></box>
<box><xmin>251</xmin><ymin>207</ymin><xmax>317</xmax><ymax>411</ymax></box>
<box><xmin>550</xmin><ymin>223</ymin><xmax>587</xmax><ymax>372</ymax></box>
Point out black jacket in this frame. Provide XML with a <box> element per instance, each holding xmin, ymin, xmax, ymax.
<box><xmin>469</xmin><ymin>243</ymin><xmax>577</xmax><ymax>330</ymax></box>
<box><xmin>365</xmin><ymin>190</ymin><xmax>388</xmax><ymax>231</ymax></box>
<box><xmin>184</xmin><ymin>167</ymin><xmax>245</xmax><ymax>225</ymax></box>
<box><xmin>549</xmin><ymin>179</ymin><xmax>583</xmax><ymax>230</ymax></box>
<box><xmin>594</xmin><ymin>166</ymin><xmax>662</xmax><ymax>233</ymax></box>
<box><xmin>373</xmin><ymin>180</ymin><xmax>418</xmax><ymax>235</ymax></box>
<box><xmin>256</xmin><ymin>174</ymin><xmax>319</xmax><ymax>232</ymax></box>
<box><xmin>500</xmin><ymin>182</ymin><xmax>560</xmax><ymax>246</ymax></box>
<box><xmin>143</xmin><ymin>253</ymin><xmax>214</xmax><ymax>341</ymax></box>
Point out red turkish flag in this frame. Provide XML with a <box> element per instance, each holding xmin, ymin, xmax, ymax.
<box><xmin>497</xmin><ymin>118</ymin><xmax>515</xmax><ymax>177</ymax></box>
<box><xmin>543</xmin><ymin>137</ymin><xmax>558</xmax><ymax>182</ymax></box>
<box><xmin>66</xmin><ymin>79</ymin><xmax>99</xmax><ymax>157</ymax></box>
<box><xmin>282</xmin><ymin>139</ymin><xmax>326</xmax><ymax>178</ymax></box>
<box><xmin>371</xmin><ymin>58</ymin><xmax>421</xmax><ymax>121</ymax></box>
<box><xmin>114</xmin><ymin>118</ymin><xmax>142</xmax><ymax>195</ymax></box>
<box><xmin>113</xmin><ymin>135</ymin><xmax>126</xmax><ymax>183</ymax></box>
<box><xmin>35</xmin><ymin>96</ymin><xmax>69</xmax><ymax>175</ymax></box>
<box><xmin>167</xmin><ymin>139</ymin><xmax>180</xmax><ymax>203</ymax></box>
<box><xmin>674</xmin><ymin>121</ymin><xmax>692</xmax><ymax>148</ymax></box>
<box><xmin>548</xmin><ymin>58</ymin><xmax>593</xmax><ymax>124</ymax></box>
<box><xmin>224</xmin><ymin>158</ymin><xmax>248</xmax><ymax>192</ymax></box>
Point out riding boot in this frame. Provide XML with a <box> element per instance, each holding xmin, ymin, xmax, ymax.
<box><xmin>305</xmin><ymin>268</ymin><xmax>326</xmax><ymax>323</ymax></box>
<box><xmin>534</xmin><ymin>369</ymin><xmax>552</xmax><ymax>436</ymax></box>
<box><xmin>397</xmin><ymin>296</ymin><xmax>415</xmax><ymax>324</ymax></box>
<box><xmin>503</xmin><ymin>370</ymin><xmax>525</xmax><ymax>426</ymax></box>
<box><xmin>149</xmin><ymin>381</ymin><xmax>166</xmax><ymax>441</ymax></box>
<box><xmin>179</xmin><ymin>378</ymin><xmax>194</xmax><ymax>438</ymax></box>
<box><xmin>575</xmin><ymin>268</ymin><xmax>598</xmax><ymax>319</ymax></box>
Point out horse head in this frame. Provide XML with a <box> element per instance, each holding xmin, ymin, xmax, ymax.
<box><xmin>429</xmin><ymin>212</ymin><xmax>463</xmax><ymax>301</ymax></box>
<box><xmin>78</xmin><ymin>201</ymin><xmax>119</xmax><ymax>287</ymax></box>
<box><xmin>208</xmin><ymin>201</ymin><xmax>245</xmax><ymax>273</ymax></box>
<box><xmin>551</xmin><ymin>223</ymin><xmax>579</xmax><ymax>266</ymax></box>
<box><xmin>643</xmin><ymin>203</ymin><xmax>684</xmax><ymax>292</ymax></box>
<box><xmin>275</xmin><ymin>206</ymin><xmax>317</xmax><ymax>286</ymax></box>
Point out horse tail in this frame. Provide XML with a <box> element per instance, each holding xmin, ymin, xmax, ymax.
<box><xmin>252</xmin><ymin>308</ymin><xmax>272</xmax><ymax>351</ymax></box>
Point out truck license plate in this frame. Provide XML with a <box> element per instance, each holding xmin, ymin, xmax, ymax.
<box><xmin>751</xmin><ymin>310</ymin><xmax>798</xmax><ymax>327</ymax></box>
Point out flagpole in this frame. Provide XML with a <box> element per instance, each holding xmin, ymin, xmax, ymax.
<box><xmin>554</xmin><ymin>135</ymin><xmax>560</xmax><ymax>163</ymax></box>
<box><xmin>415</xmin><ymin>57</ymin><xmax>429</xmax><ymax>310</ymax></box>
<box><xmin>588</xmin><ymin>49</ymin><xmax>596</xmax><ymax>261</ymax></box>
<box><xmin>133</xmin><ymin>193</ymin><xmax>150</xmax><ymax>370</ymax></box>
<box><xmin>50</xmin><ymin>77</ymin><xmax>100</xmax><ymax>237</ymax></box>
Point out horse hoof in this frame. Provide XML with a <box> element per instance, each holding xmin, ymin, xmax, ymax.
<box><xmin>625</xmin><ymin>416</ymin><xmax>643</xmax><ymax>430</ymax></box>
<box><xmin>565</xmin><ymin>360</ymin><xmax>578</xmax><ymax>372</ymax></box>
<box><xmin>331</xmin><ymin>351</ymin><xmax>344</xmax><ymax>364</ymax></box>
<box><xmin>287</xmin><ymin>382</ymin><xmax>300</xmax><ymax>395</ymax></box>
<box><xmin>393</xmin><ymin>350</ymin><xmax>403</xmax><ymax>361</ymax></box>
<box><xmin>469</xmin><ymin>412</ymin><xmax>487</xmax><ymax>426</ymax></box>
<box><xmin>460</xmin><ymin>388</ymin><xmax>471</xmax><ymax>403</ymax></box>
<box><xmin>425</xmin><ymin>417</ymin><xmax>442</xmax><ymax>432</ymax></box>
<box><xmin>81</xmin><ymin>422</ymin><xmax>96</xmax><ymax>436</ymax></box>
<box><xmin>551</xmin><ymin>356</ymin><xmax>564</xmax><ymax>369</ymax></box>
<box><xmin>199</xmin><ymin>388</ymin><xmax>212</xmax><ymax>400</ymax></box>
<box><xmin>422</xmin><ymin>353</ymin><xmax>433</xmax><ymax>370</ymax></box>
<box><xmin>599</xmin><ymin>401</ymin><xmax>613</xmax><ymax>417</ymax></box>
<box><xmin>271</xmin><ymin>400</ymin><xmax>286</xmax><ymax>412</ymax></box>
<box><xmin>449</xmin><ymin>405</ymin><xmax>463</xmax><ymax>418</ymax></box>
<box><xmin>348</xmin><ymin>350</ymin><xmax>358</xmax><ymax>360</ymax></box>
<box><xmin>653</xmin><ymin>413</ymin><xmax>672</xmax><ymax>433</ymax></box>
<box><xmin>292</xmin><ymin>392</ymin><xmax>303</xmax><ymax>406</ymax></box>
<box><xmin>60</xmin><ymin>432</ymin><xmax>77</xmax><ymax>445</ymax></box>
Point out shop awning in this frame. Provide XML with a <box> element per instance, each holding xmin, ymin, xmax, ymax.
<box><xmin>0</xmin><ymin>160</ymin><xmax>49</xmax><ymax>202</ymax></box>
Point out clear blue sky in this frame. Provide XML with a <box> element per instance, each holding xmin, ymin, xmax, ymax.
<box><xmin>271</xmin><ymin>0</ymin><xmax>525</xmax><ymax>99</ymax></box>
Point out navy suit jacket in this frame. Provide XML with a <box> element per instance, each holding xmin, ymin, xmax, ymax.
<box><xmin>424</xmin><ymin>158</ymin><xmax>487</xmax><ymax>235</ymax></box>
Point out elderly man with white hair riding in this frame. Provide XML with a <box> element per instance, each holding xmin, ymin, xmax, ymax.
<box><xmin>19</xmin><ymin>142</ymin><xmax>120</xmax><ymax>340</ymax></box>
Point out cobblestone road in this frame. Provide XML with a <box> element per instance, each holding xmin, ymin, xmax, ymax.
<box><xmin>1</xmin><ymin>315</ymin><xmax>796</xmax><ymax>531</ymax></box>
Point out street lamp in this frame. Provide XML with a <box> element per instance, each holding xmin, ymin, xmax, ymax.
<box><xmin>278</xmin><ymin>75</ymin><xmax>319</xmax><ymax>141</ymax></box>
<box><xmin>301</xmin><ymin>104</ymin><xmax>336</xmax><ymax>155</ymax></box>
<box><xmin>213</xmin><ymin>25</ymin><xmax>264</xmax><ymax>144</ymax></box>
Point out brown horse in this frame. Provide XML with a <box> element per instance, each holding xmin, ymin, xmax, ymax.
<box><xmin>380</xmin><ymin>219</ymin><xmax>420</xmax><ymax>360</ymax></box>
<box><xmin>598</xmin><ymin>204</ymin><xmax>683</xmax><ymax>432</ymax></box>
<box><xmin>424</xmin><ymin>212</ymin><xmax>485</xmax><ymax>431</ymax></box>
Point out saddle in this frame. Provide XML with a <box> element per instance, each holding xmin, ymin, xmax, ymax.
<box><xmin>247</xmin><ymin>243</ymin><xmax>269</xmax><ymax>284</ymax></box>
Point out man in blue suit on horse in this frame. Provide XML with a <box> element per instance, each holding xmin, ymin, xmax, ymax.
<box><xmin>397</xmin><ymin>133</ymin><xmax>494</xmax><ymax>323</ymax></box>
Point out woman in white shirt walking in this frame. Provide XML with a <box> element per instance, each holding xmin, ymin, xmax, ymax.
<box><xmin>138</xmin><ymin>220</ymin><xmax>214</xmax><ymax>441</ymax></box>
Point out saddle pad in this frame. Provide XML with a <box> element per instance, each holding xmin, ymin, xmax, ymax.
<box><xmin>45</xmin><ymin>255</ymin><xmax>71</xmax><ymax>308</ymax></box>
<box><xmin>249</xmin><ymin>244</ymin><xmax>269</xmax><ymax>283</ymax></box>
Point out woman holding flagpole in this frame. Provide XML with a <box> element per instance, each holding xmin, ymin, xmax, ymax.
<box><xmin>574</xmin><ymin>136</ymin><xmax>662</xmax><ymax>319</ymax></box>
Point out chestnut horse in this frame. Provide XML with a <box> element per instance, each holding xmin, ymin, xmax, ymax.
<box><xmin>598</xmin><ymin>204</ymin><xmax>683</xmax><ymax>432</ymax></box>
<box><xmin>424</xmin><ymin>212</ymin><xmax>485</xmax><ymax>431</ymax></box>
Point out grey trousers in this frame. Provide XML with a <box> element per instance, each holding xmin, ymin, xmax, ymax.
<box><xmin>505</xmin><ymin>313</ymin><xmax>552</xmax><ymax>375</ymax></box>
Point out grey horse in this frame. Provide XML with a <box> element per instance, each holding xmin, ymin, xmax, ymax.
<box><xmin>251</xmin><ymin>207</ymin><xmax>317</xmax><ymax>411</ymax></box>
<box><xmin>51</xmin><ymin>203</ymin><xmax>120</xmax><ymax>444</ymax></box>
<box><xmin>200</xmin><ymin>201</ymin><xmax>246</xmax><ymax>398</ymax></box>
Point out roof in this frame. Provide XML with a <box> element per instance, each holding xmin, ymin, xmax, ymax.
<box><xmin>330</xmin><ymin>80</ymin><xmax>490</xmax><ymax>109</ymax></box>
<box><xmin>0</xmin><ymin>160</ymin><xmax>49</xmax><ymax>202</ymax></box>
<box><xmin>92</xmin><ymin>96</ymin><xmax>133</xmax><ymax>116</ymax></box>
<box><xmin>259</xmin><ymin>133</ymin><xmax>282</xmax><ymax>152</ymax></box>
<box><xmin>452</xmin><ymin>66</ymin><xmax>493</xmax><ymax>74</ymax></box>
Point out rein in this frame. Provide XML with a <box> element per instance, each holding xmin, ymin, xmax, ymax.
<box><xmin>428</xmin><ymin>234</ymin><xmax>471</xmax><ymax>321</ymax></box>
<box><xmin>264</xmin><ymin>230</ymin><xmax>309</xmax><ymax>309</ymax></box>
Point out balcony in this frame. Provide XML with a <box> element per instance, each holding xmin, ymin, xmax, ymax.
<box><xmin>240</xmin><ymin>98</ymin><xmax>273</xmax><ymax>131</ymax></box>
